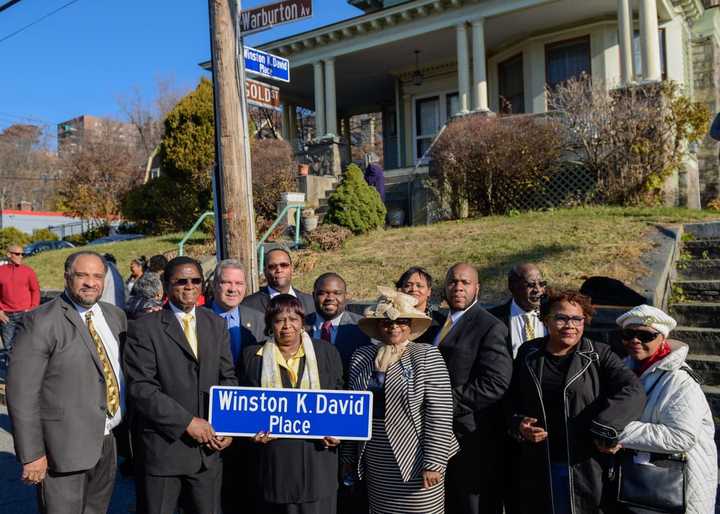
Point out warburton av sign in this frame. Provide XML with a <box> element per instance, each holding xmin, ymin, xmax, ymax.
<box><xmin>239</xmin><ymin>0</ymin><xmax>313</xmax><ymax>36</ymax></box>
<box><xmin>246</xmin><ymin>78</ymin><xmax>281</xmax><ymax>110</ymax></box>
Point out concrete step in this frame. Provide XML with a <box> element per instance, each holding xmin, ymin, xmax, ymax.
<box><xmin>673</xmin><ymin>280</ymin><xmax>720</xmax><ymax>302</ymax></box>
<box><xmin>683</xmin><ymin>239</ymin><xmax>720</xmax><ymax>259</ymax></box>
<box><xmin>687</xmin><ymin>354</ymin><xmax>720</xmax><ymax>386</ymax></box>
<box><xmin>673</xmin><ymin>327</ymin><xmax>720</xmax><ymax>354</ymax></box>
<box><xmin>677</xmin><ymin>259</ymin><xmax>720</xmax><ymax>280</ymax></box>
<box><xmin>669</xmin><ymin>303</ymin><xmax>720</xmax><ymax>329</ymax></box>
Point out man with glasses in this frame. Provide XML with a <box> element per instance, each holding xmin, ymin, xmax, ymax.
<box><xmin>489</xmin><ymin>263</ymin><xmax>547</xmax><ymax>358</ymax></box>
<box><xmin>0</xmin><ymin>244</ymin><xmax>40</xmax><ymax>352</ymax></box>
<box><xmin>124</xmin><ymin>256</ymin><xmax>237</xmax><ymax>514</ymax></box>
<box><xmin>242</xmin><ymin>247</ymin><xmax>315</xmax><ymax>315</ymax></box>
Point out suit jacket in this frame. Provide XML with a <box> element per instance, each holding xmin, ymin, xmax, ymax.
<box><xmin>241</xmin><ymin>286</ymin><xmax>315</xmax><ymax>316</ymax></box>
<box><xmin>203</xmin><ymin>302</ymin><xmax>268</xmax><ymax>354</ymax></box>
<box><xmin>123</xmin><ymin>305</ymin><xmax>237</xmax><ymax>476</ymax></box>
<box><xmin>487</xmin><ymin>300</ymin><xmax>511</xmax><ymax>329</ymax></box>
<box><xmin>7</xmin><ymin>293</ymin><xmax>127</xmax><ymax>473</ymax></box>
<box><xmin>345</xmin><ymin>342</ymin><xmax>459</xmax><ymax>481</ymax></box>
<box><xmin>304</xmin><ymin>310</ymin><xmax>370</xmax><ymax>374</ymax></box>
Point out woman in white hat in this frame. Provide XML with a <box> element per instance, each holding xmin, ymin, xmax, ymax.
<box><xmin>617</xmin><ymin>304</ymin><xmax>717</xmax><ymax>514</ymax></box>
<box><xmin>344</xmin><ymin>287</ymin><xmax>458</xmax><ymax>514</ymax></box>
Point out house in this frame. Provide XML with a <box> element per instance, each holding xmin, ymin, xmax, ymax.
<box><xmin>247</xmin><ymin>0</ymin><xmax>720</xmax><ymax>216</ymax></box>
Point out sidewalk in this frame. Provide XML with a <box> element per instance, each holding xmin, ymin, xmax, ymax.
<box><xmin>0</xmin><ymin>404</ymin><xmax>136</xmax><ymax>514</ymax></box>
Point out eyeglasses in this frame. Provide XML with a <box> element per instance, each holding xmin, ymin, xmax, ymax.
<box><xmin>172</xmin><ymin>277</ymin><xmax>203</xmax><ymax>286</ymax></box>
<box><xmin>621</xmin><ymin>329</ymin><xmax>661</xmax><ymax>343</ymax></box>
<box><xmin>523</xmin><ymin>281</ymin><xmax>547</xmax><ymax>289</ymax></box>
<box><xmin>8</xmin><ymin>252</ymin><xmax>23</xmax><ymax>256</ymax></box>
<box><xmin>381</xmin><ymin>318</ymin><xmax>411</xmax><ymax>327</ymax></box>
<box><xmin>552</xmin><ymin>315</ymin><xmax>585</xmax><ymax>327</ymax></box>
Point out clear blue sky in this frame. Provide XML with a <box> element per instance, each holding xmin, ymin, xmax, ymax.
<box><xmin>0</xmin><ymin>0</ymin><xmax>360</xmax><ymax>137</ymax></box>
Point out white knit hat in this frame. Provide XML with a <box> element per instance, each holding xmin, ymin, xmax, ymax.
<box><xmin>615</xmin><ymin>304</ymin><xmax>677</xmax><ymax>337</ymax></box>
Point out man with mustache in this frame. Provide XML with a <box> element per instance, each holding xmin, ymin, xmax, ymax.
<box><xmin>435</xmin><ymin>263</ymin><xmax>513</xmax><ymax>514</ymax></box>
<box><xmin>7</xmin><ymin>251</ymin><xmax>126</xmax><ymax>514</ymax></box>
<box><xmin>488</xmin><ymin>263</ymin><xmax>548</xmax><ymax>358</ymax></box>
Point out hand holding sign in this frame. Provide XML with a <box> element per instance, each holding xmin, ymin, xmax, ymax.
<box><xmin>186</xmin><ymin>416</ymin><xmax>215</xmax><ymax>444</ymax></box>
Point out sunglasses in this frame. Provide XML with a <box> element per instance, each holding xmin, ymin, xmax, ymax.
<box><xmin>621</xmin><ymin>329</ymin><xmax>661</xmax><ymax>343</ymax></box>
<box><xmin>172</xmin><ymin>277</ymin><xmax>203</xmax><ymax>286</ymax></box>
<box><xmin>381</xmin><ymin>318</ymin><xmax>411</xmax><ymax>327</ymax></box>
<box><xmin>8</xmin><ymin>251</ymin><xmax>23</xmax><ymax>256</ymax></box>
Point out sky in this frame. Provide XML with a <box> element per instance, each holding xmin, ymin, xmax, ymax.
<box><xmin>0</xmin><ymin>0</ymin><xmax>361</xmax><ymax>140</ymax></box>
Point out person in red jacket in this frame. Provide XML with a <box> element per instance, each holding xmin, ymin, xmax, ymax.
<box><xmin>0</xmin><ymin>244</ymin><xmax>40</xmax><ymax>351</ymax></box>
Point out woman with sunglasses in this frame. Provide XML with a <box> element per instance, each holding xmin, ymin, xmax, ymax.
<box><xmin>344</xmin><ymin>287</ymin><xmax>458</xmax><ymax>514</ymax></box>
<box><xmin>506</xmin><ymin>289</ymin><xmax>645</xmax><ymax>514</ymax></box>
<box><xmin>616</xmin><ymin>305</ymin><xmax>717</xmax><ymax>514</ymax></box>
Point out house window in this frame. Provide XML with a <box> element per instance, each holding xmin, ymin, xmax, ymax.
<box><xmin>414</xmin><ymin>91</ymin><xmax>457</xmax><ymax>161</ymax></box>
<box><xmin>632</xmin><ymin>29</ymin><xmax>667</xmax><ymax>80</ymax></box>
<box><xmin>545</xmin><ymin>36</ymin><xmax>592</xmax><ymax>90</ymax></box>
<box><xmin>498</xmin><ymin>53</ymin><xmax>525</xmax><ymax>114</ymax></box>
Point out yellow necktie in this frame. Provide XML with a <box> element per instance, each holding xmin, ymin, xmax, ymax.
<box><xmin>436</xmin><ymin>315</ymin><xmax>453</xmax><ymax>345</ymax></box>
<box><xmin>182</xmin><ymin>313</ymin><xmax>198</xmax><ymax>358</ymax></box>
<box><xmin>85</xmin><ymin>311</ymin><xmax>120</xmax><ymax>417</ymax></box>
<box><xmin>524</xmin><ymin>312</ymin><xmax>536</xmax><ymax>342</ymax></box>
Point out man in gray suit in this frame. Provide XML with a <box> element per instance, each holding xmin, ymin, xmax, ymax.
<box><xmin>7</xmin><ymin>251</ymin><xmax>126</xmax><ymax>514</ymax></box>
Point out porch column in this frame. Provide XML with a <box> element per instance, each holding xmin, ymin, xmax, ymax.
<box><xmin>617</xmin><ymin>0</ymin><xmax>634</xmax><ymax>84</ymax></box>
<box><xmin>287</xmin><ymin>103</ymin><xmax>298</xmax><ymax>146</ymax></box>
<box><xmin>639</xmin><ymin>0</ymin><xmax>661</xmax><ymax>81</ymax></box>
<box><xmin>313</xmin><ymin>61</ymin><xmax>326</xmax><ymax>137</ymax></box>
<box><xmin>324</xmin><ymin>58</ymin><xmax>338</xmax><ymax>135</ymax></box>
<box><xmin>342</xmin><ymin>117</ymin><xmax>352</xmax><ymax>163</ymax></box>
<box><xmin>281</xmin><ymin>102</ymin><xmax>290</xmax><ymax>140</ymax></box>
<box><xmin>456</xmin><ymin>22</ymin><xmax>471</xmax><ymax>114</ymax></box>
<box><xmin>471</xmin><ymin>18</ymin><xmax>488</xmax><ymax>111</ymax></box>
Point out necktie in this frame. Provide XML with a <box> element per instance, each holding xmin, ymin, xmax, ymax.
<box><xmin>182</xmin><ymin>313</ymin><xmax>198</xmax><ymax>358</ymax></box>
<box><xmin>85</xmin><ymin>311</ymin><xmax>120</xmax><ymax>417</ymax></box>
<box><xmin>320</xmin><ymin>319</ymin><xmax>332</xmax><ymax>342</ymax></box>
<box><xmin>524</xmin><ymin>312</ymin><xmax>536</xmax><ymax>342</ymax></box>
<box><xmin>436</xmin><ymin>315</ymin><xmax>453</xmax><ymax>345</ymax></box>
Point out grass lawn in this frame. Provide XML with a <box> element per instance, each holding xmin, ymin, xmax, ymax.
<box><xmin>291</xmin><ymin>206</ymin><xmax>720</xmax><ymax>303</ymax></box>
<box><xmin>25</xmin><ymin>233</ymin><xmax>209</xmax><ymax>290</ymax></box>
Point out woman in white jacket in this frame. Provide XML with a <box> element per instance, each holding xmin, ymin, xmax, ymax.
<box><xmin>617</xmin><ymin>305</ymin><xmax>717</xmax><ymax>514</ymax></box>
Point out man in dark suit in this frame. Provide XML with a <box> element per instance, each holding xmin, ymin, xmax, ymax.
<box><xmin>241</xmin><ymin>248</ymin><xmax>315</xmax><ymax>315</ymax></box>
<box><xmin>436</xmin><ymin>263</ymin><xmax>513</xmax><ymax>514</ymax></box>
<box><xmin>306</xmin><ymin>272</ymin><xmax>370</xmax><ymax>375</ymax></box>
<box><xmin>7</xmin><ymin>251</ymin><xmax>126</xmax><ymax>514</ymax></box>
<box><xmin>488</xmin><ymin>263</ymin><xmax>547</xmax><ymax>358</ymax></box>
<box><xmin>124</xmin><ymin>256</ymin><xmax>237</xmax><ymax>514</ymax></box>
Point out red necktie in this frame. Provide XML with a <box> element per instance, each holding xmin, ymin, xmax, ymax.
<box><xmin>320</xmin><ymin>319</ymin><xmax>332</xmax><ymax>342</ymax></box>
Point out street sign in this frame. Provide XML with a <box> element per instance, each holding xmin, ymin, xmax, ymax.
<box><xmin>239</xmin><ymin>0</ymin><xmax>313</xmax><ymax>36</ymax></box>
<box><xmin>246</xmin><ymin>78</ymin><xmax>281</xmax><ymax>111</ymax></box>
<box><xmin>244</xmin><ymin>46</ymin><xmax>290</xmax><ymax>83</ymax></box>
<box><xmin>209</xmin><ymin>386</ymin><xmax>373</xmax><ymax>440</ymax></box>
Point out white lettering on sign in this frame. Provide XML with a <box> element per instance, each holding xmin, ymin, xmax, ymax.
<box><xmin>269</xmin><ymin>415</ymin><xmax>311</xmax><ymax>434</ymax></box>
<box><xmin>315</xmin><ymin>394</ymin><xmax>365</xmax><ymax>415</ymax></box>
<box><xmin>239</xmin><ymin>0</ymin><xmax>313</xmax><ymax>35</ymax></box>
<box><xmin>246</xmin><ymin>79</ymin><xmax>281</xmax><ymax>110</ymax></box>
<box><xmin>218</xmin><ymin>390</ymin><xmax>289</xmax><ymax>413</ymax></box>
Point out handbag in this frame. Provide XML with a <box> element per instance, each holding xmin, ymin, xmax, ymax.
<box><xmin>616</xmin><ymin>371</ymin><xmax>687</xmax><ymax>513</ymax></box>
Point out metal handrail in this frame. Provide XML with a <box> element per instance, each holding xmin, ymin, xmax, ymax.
<box><xmin>257</xmin><ymin>202</ymin><xmax>304</xmax><ymax>271</ymax></box>
<box><xmin>178</xmin><ymin>211</ymin><xmax>214</xmax><ymax>256</ymax></box>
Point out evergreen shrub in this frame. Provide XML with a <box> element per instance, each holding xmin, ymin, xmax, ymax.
<box><xmin>324</xmin><ymin>164</ymin><xmax>386</xmax><ymax>234</ymax></box>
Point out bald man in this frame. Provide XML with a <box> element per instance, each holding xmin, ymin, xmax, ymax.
<box><xmin>435</xmin><ymin>263</ymin><xmax>512</xmax><ymax>514</ymax></box>
<box><xmin>488</xmin><ymin>263</ymin><xmax>547</xmax><ymax>358</ymax></box>
<box><xmin>0</xmin><ymin>244</ymin><xmax>40</xmax><ymax>352</ymax></box>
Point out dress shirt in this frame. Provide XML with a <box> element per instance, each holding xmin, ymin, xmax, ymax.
<box><xmin>433</xmin><ymin>299</ymin><xmax>478</xmax><ymax>346</ymax></box>
<box><xmin>70</xmin><ymin>299</ymin><xmax>124</xmax><ymax>434</ymax></box>
<box><xmin>0</xmin><ymin>263</ymin><xmax>40</xmax><ymax>312</ymax></box>
<box><xmin>267</xmin><ymin>286</ymin><xmax>297</xmax><ymax>299</ymax></box>
<box><xmin>211</xmin><ymin>303</ymin><xmax>242</xmax><ymax>364</ymax></box>
<box><xmin>509</xmin><ymin>299</ymin><xmax>546</xmax><ymax>358</ymax></box>
<box><xmin>169</xmin><ymin>302</ymin><xmax>197</xmax><ymax>345</ymax></box>
<box><xmin>312</xmin><ymin>313</ymin><xmax>342</xmax><ymax>344</ymax></box>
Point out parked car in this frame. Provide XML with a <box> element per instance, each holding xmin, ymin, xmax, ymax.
<box><xmin>23</xmin><ymin>240</ymin><xmax>75</xmax><ymax>256</ymax></box>
<box><xmin>88</xmin><ymin>234</ymin><xmax>144</xmax><ymax>245</ymax></box>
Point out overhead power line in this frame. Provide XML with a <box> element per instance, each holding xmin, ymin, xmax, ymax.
<box><xmin>0</xmin><ymin>0</ymin><xmax>81</xmax><ymax>44</ymax></box>
<box><xmin>0</xmin><ymin>0</ymin><xmax>23</xmax><ymax>14</ymax></box>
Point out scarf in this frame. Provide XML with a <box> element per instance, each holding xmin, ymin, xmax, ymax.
<box><xmin>374</xmin><ymin>340</ymin><xmax>410</xmax><ymax>373</ymax></box>
<box><xmin>635</xmin><ymin>340</ymin><xmax>672</xmax><ymax>377</ymax></box>
<box><xmin>260</xmin><ymin>331</ymin><xmax>321</xmax><ymax>389</ymax></box>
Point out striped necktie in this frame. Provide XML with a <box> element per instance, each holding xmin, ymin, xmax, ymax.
<box><xmin>85</xmin><ymin>311</ymin><xmax>120</xmax><ymax>416</ymax></box>
<box><xmin>524</xmin><ymin>312</ymin><xmax>536</xmax><ymax>342</ymax></box>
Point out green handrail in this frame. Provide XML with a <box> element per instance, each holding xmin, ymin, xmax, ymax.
<box><xmin>178</xmin><ymin>211</ymin><xmax>214</xmax><ymax>256</ymax></box>
<box><xmin>258</xmin><ymin>203</ymin><xmax>303</xmax><ymax>271</ymax></box>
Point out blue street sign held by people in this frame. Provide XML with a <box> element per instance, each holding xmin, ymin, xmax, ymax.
<box><xmin>209</xmin><ymin>386</ymin><xmax>373</xmax><ymax>440</ymax></box>
<box><xmin>244</xmin><ymin>46</ymin><xmax>290</xmax><ymax>83</ymax></box>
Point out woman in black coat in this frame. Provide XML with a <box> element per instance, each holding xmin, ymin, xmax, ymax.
<box><xmin>506</xmin><ymin>289</ymin><xmax>645</xmax><ymax>514</ymax></box>
<box><xmin>238</xmin><ymin>294</ymin><xmax>344</xmax><ymax>514</ymax></box>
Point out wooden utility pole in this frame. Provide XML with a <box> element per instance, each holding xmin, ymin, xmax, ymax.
<box><xmin>208</xmin><ymin>0</ymin><xmax>259</xmax><ymax>292</ymax></box>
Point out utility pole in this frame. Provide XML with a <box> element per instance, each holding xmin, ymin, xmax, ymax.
<box><xmin>208</xmin><ymin>0</ymin><xmax>259</xmax><ymax>292</ymax></box>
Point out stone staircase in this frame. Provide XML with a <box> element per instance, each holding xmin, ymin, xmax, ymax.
<box><xmin>668</xmin><ymin>225</ymin><xmax>720</xmax><ymax>418</ymax></box>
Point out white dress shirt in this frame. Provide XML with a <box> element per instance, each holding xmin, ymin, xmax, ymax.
<box><xmin>72</xmin><ymin>300</ymin><xmax>124</xmax><ymax>434</ymax></box>
<box><xmin>312</xmin><ymin>313</ymin><xmax>342</xmax><ymax>344</ymax></box>
<box><xmin>509</xmin><ymin>299</ymin><xmax>546</xmax><ymax>358</ymax></box>
<box><xmin>267</xmin><ymin>286</ymin><xmax>297</xmax><ymax>299</ymax></box>
<box><xmin>433</xmin><ymin>299</ymin><xmax>478</xmax><ymax>346</ymax></box>
<box><xmin>169</xmin><ymin>302</ymin><xmax>197</xmax><ymax>340</ymax></box>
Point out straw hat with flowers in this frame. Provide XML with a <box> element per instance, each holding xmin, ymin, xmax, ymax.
<box><xmin>358</xmin><ymin>286</ymin><xmax>432</xmax><ymax>341</ymax></box>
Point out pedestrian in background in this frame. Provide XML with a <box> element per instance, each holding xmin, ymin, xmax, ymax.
<box><xmin>0</xmin><ymin>243</ymin><xmax>40</xmax><ymax>352</ymax></box>
<box><xmin>126</xmin><ymin>256</ymin><xmax>145</xmax><ymax>295</ymax></box>
<box><xmin>364</xmin><ymin>153</ymin><xmax>385</xmax><ymax>202</ymax></box>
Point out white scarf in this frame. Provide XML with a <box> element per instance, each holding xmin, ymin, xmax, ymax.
<box><xmin>260</xmin><ymin>331</ymin><xmax>322</xmax><ymax>389</ymax></box>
